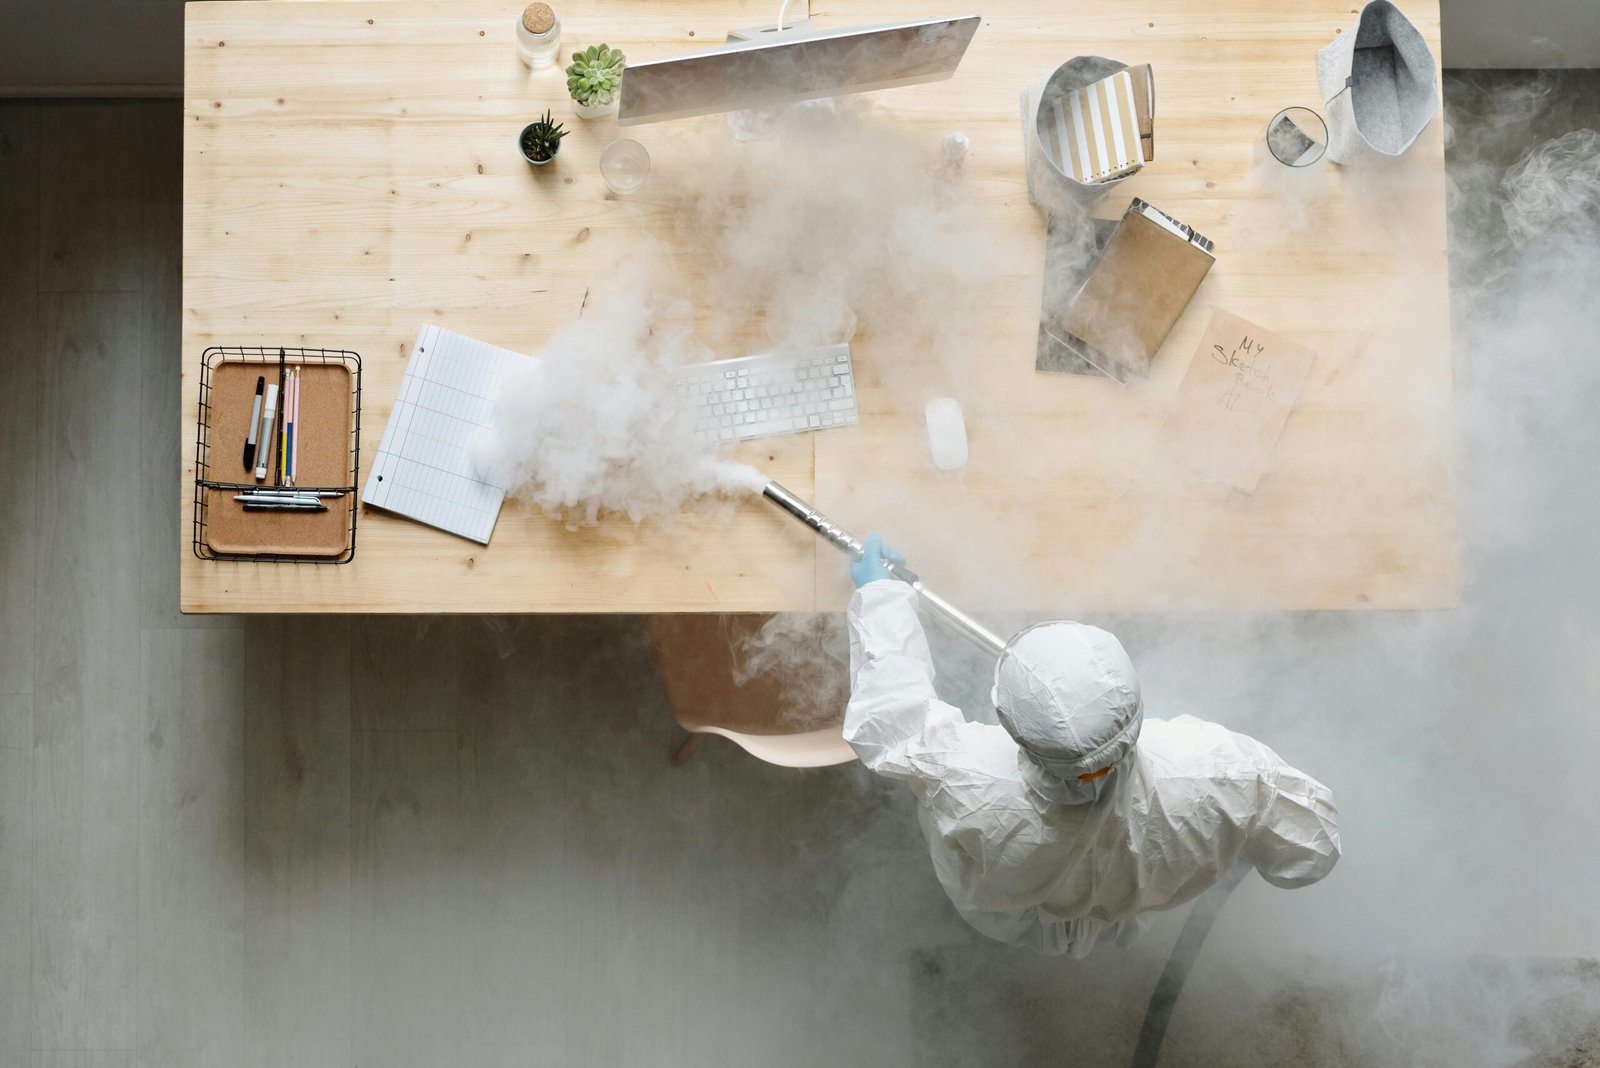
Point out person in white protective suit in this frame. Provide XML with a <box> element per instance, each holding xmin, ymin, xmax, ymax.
<box><xmin>843</xmin><ymin>534</ymin><xmax>1341</xmax><ymax>958</ymax></box>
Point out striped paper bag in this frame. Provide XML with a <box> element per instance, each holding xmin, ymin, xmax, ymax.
<box><xmin>1040</xmin><ymin>69</ymin><xmax>1146</xmax><ymax>185</ymax></box>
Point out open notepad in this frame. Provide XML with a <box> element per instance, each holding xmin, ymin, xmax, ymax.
<box><xmin>362</xmin><ymin>325</ymin><xmax>534</xmax><ymax>544</ymax></box>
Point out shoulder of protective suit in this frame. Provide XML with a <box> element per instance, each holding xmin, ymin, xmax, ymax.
<box><xmin>1138</xmin><ymin>714</ymin><xmax>1288</xmax><ymax>779</ymax></box>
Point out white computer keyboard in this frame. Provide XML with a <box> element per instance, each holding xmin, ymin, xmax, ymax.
<box><xmin>674</xmin><ymin>343</ymin><xmax>859</xmax><ymax>443</ymax></box>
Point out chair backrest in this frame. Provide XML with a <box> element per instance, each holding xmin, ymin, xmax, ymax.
<box><xmin>648</xmin><ymin>614</ymin><xmax>851</xmax><ymax>737</ymax></box>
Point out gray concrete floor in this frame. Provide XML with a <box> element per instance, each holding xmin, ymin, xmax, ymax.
<box><xmin>2</xmin><ymin>73</ymin><xmax>1600</xmax><ymax>1066</ymax></box>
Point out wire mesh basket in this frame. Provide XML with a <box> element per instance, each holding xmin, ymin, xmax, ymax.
<box><xmin>192</xmin><ymin>345</ymin><xmax>362</xmax><ymax>563</ymax></box>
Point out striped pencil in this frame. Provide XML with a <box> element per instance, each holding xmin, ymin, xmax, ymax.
<box><xmin>286</xmin><ymin>369</ymin><xmax>298</xmax><ymax>485</ymax></box>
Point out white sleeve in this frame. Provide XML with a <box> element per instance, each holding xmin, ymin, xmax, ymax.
<box><xmin>1247</xmin><ymin>758</ymin><xmax>1342</xmax><ymax>889</ymax></box>
<box><xmin>843</xmin><ymin>581</ymin><xmax>969</xmax><ymax>783</ymax></box>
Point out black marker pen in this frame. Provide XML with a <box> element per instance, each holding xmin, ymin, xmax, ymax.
<box><xmin>244</xmin><ymin>375</ymin><xmax>265</xmax><ymax>472</ymax></box>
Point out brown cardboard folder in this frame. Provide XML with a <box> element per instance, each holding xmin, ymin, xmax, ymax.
<box><xmin>1055</xmin><ymin>208</ymin><xmax>1214</xmax><ymax>380</ymax></box>
<box><xmin>202</xmin><ymin>360</ymin><xmax>354</xmax><ymax>558</ymax></box>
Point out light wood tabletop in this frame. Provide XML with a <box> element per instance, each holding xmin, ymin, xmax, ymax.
<box><xmin>182</xmin><ymin>0</ymin><xmax>1455</xmax><ymax>614</ymax></box>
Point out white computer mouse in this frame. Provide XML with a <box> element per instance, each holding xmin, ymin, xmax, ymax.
<box><xmin>924</xmin><ymin>397</ymin><xmax>968</xmax><ymax>471</ymax></box>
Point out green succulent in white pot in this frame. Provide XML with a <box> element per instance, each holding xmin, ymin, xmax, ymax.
<box><xmin>566</xmin><ymin>44</ymin><xmax>626</xmax><ymax>119</ymax></box>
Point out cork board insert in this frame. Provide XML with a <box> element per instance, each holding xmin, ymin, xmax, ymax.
<box><xmin>203</xmin><ymin>361</ymin><xmax>354</xmax><ymax>557</ymax></box>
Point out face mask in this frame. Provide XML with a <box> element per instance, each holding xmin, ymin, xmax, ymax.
<box><xmin>1019</xmin><ymin>752</ymin><xmax>1121</xmax><ymax>804</ymax></box>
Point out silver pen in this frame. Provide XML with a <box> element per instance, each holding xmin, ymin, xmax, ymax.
<box><xmin>237</xmin><ymin>490</ymin><xmax>346</xmax><ymax>499</ymax></box>
<box><xmin>235</xmin><ymin>498</ymin><xmax>325</xmax><ymax>511</ymax></box>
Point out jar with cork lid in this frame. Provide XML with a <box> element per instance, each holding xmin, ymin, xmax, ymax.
<box><xmin>515</xmin><ymin>3</ymin><xmax>561</xmax><ymax>69</ymax></box>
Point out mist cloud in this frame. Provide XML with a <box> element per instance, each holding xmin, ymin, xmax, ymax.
<box><xmin>476</xmin><ymin>103</ymin><xmax>995</xmax><ymax>525</ymax></box>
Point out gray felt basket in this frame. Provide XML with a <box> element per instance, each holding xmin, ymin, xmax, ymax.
<box><xmin>1316</xmin><ymin>0</ymin><xmax>1438</xmax><ymax>165</ymax></box>
<box><xmin>1021</xmin><ymin>56</ymin><xmax>1134</xmax><ymax>214</ymax></box>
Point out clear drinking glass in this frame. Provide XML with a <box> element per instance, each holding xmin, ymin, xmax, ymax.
<box><xmin>599</xmin><ymin>139</ymin><xmax>650</xmax><ymax>195</ymax></box>
<box><xmin>1265</xmin><ymin>107</ymin><xmax>1328</xmax><ymax>167</ymax></box>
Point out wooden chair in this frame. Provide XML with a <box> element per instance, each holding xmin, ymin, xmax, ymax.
<box><xmin>648</xmin><ymin>614</ymin><xmax>857</xmax><ymax>768</ymax></box>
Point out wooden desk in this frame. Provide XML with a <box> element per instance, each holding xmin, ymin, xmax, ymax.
<box><xmin>182</xmin><ymin>0</ymin><xmax>1455</xmax><ymax>613</ymax></box>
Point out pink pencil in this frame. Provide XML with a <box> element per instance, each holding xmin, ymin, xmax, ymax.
<box><xmin>293</xmin><ymin>369</ymin><xmax>302</xmax><ymax>482</ymax></box>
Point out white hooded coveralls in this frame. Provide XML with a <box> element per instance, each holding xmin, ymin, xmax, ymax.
<box><xmin>843</xmin><ymin>582</ymin><xmax>1341</xmax><ymax>957</ymax></box>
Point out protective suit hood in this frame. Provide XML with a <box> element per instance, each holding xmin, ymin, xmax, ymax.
<box><xmin>991</xmin><ymin>621</ymin><xmax>1143</xmax><ymax>803</ymax></box>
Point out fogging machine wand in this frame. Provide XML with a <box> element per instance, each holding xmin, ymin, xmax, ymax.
<box><xmin>761</xmin><ymin>481</ymin><xmax>1008</xmax><ymax>657</ymax></box>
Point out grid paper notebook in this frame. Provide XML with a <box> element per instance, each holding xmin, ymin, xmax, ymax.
<box><xmin>362</xmin><ymin>324</ymin><xmax>534</xmax><ymax>544</ymax></box>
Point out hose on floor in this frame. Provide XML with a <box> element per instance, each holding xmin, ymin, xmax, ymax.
<box><xmin>1129</xmin><ymin>864</ymin><xmax>1251</xmax><ymax>1068</ymax></box>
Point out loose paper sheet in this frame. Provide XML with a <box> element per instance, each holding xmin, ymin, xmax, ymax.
<box><xmin>362</xmin><ymin>324</ymin><xmax>531</xmax><ymax>544</ymax></box>
<box><xmin>1162</xmin><ymin>310</ymin><xmax>1316</xmax><ymax>492</ymax></box>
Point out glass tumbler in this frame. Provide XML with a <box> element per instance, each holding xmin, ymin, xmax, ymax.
<box><xmin>1265</xmin><ymin>107</ymin><xmax>1328</xmax><ymax>167</ymax></box>
<box><xmin>599</xmin><ymin>139</ymin><xmax>651</xmax><ymax>195</ymax></box>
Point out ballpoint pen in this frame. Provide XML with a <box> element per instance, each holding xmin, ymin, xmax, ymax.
<box><xmin>239</xmin><ymin>489</ymin><xmax>346</xmax><ymax>499</ymax></box>
<box><xmin>234</xmin><ymin>494</ymin><xmax>322</xmax><ymax>505</ymax></box>
<box><xmin>243</xmin><ymin>501</ymin><xmax>327</xmax><ymax>513</ymax></box>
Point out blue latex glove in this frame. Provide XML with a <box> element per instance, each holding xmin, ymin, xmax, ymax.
<box><xmin>852</xmin><ymin>533</ymin><xmax>905</xmax><ymax>588</ymax></box>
